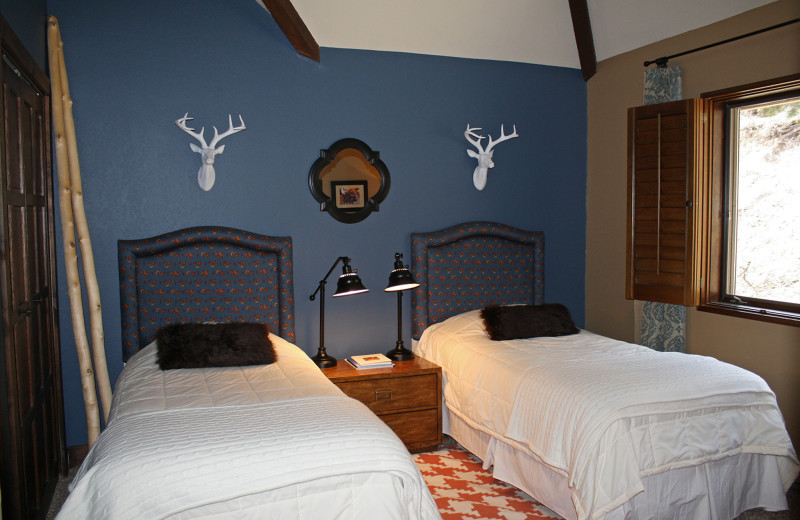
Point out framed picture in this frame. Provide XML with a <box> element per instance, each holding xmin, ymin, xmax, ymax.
<box><xmin>331</xmin><ymin>180</ymin><xmax>367</xmax><ymax>210</ymax></box>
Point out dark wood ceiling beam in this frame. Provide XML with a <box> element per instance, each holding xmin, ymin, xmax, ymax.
<box><xmin>259</xmin><ymin>0</ymin><xmax>320</xmax><ymax>62</ymax></box>
<box><xmin>568</xmin><ymin>0</ymin><xmax>597</xmax><ymax>81</ymax></box>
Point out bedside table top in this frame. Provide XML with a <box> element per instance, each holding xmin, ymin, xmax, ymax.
<box><xmin>322</xmin><ymin>356</ymin><xmax>440</xmax><ymax>383</ymax></box>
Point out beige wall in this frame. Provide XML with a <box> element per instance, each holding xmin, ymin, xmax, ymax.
<box><xmin>586</xmin><ymin>0</ymin><xmax>800</xmax><ymax>449</ymax></box>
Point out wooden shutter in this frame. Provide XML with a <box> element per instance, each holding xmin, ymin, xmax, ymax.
<box><xmin>626</xmin><ymin>99</ymin><xmax>708</xmax><ymax>305</ymax></box>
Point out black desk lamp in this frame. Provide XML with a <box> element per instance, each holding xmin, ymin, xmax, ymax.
<box><xmin>309</xmin><ymin>256</ymin><xmax>369</xmax><ymax>368</ymax></box>
<box><xmin>384</xmin><ymin>253</ymin><xmax>420</xmax><ymax>361</ymax></box>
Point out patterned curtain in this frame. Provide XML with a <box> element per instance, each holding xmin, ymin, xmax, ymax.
<box><xmin>643</xmin><ymin>66</ymin><xmax>682</xmax><ymax>105</ymax></box>
<box><xmin>640</xmin><ymin>66</ymin><xmax>686</xmax><ymax>353</ymax></box>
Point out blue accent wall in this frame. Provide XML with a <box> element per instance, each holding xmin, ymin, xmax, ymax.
<box><xmin>46</xmin><ymin>0</ymin><xmax>586</xmax><ymax>446</ymax></box>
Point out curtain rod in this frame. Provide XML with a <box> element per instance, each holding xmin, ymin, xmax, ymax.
<box><xmin>644</xmin><ymin>18</ymin><xmax>799</xmax><ymax>67</ymax></box>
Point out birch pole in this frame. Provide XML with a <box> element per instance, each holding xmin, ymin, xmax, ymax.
<box><xmin>52</xmin><ymin>19</ymin><xmax>112</xmax><ymax>423</ymax></box>
<box><xmin>47</xmin><ymin>16</ymin><xmax>102</xmax><ymax>445</ymax></box>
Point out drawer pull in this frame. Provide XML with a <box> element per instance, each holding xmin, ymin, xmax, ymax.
<box><xmin>375</xmin><ymin>390</ymin><xmax>393</xmax><ymax>401</ymax></box>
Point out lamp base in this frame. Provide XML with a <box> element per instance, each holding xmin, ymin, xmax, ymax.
<box><xmin>385</xmin><ymin>342</ymin><xmax>415</xmax><ymax>361</ymax></box>
<box><xmin>311</xmin><ymin>350</ymin><xmax>337</xmax><ymax>368</ymax></box>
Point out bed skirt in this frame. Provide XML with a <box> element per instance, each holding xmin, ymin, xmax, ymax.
<box><xmin>445</xmin><ymin>408</ymin><xmax>792</xmax><ymax>520</ymax></box>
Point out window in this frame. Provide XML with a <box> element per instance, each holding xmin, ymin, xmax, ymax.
<box><xmin>701</xmin><ymin>74</ymin><xmax>800</xmax><ymax>326</ymax></box>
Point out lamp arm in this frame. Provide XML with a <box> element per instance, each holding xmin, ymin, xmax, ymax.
<box><xmin>309</xmin><ymin>256</ymin><xmax>347</xmax><ymax>300</ymax></box>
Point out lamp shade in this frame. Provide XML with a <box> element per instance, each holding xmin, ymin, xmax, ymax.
<box><xmin>333</xmin><ymin>259</ymin><xmax>369</xmax><ymax>297</ymax></box>
<box><xmin>385</xmin><ymin>253</ymin><xmax>420</xmax><ymax>292</ymax></box>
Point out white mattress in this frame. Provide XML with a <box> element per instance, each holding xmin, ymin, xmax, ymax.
<box><xmin>58</xmin><ymin>335</ymin><xmax>441</xmax><ymax>520</ymax></box>
<box><xmin>414</xmin><ymin>309</ymin><xmax>799</xmax><ymax>520</ymax></box>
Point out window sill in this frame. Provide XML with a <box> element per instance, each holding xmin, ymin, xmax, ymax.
<box><xmin>698</xmin><ymin>301</ymin><xmax>800</xmax><ymax>328</ymax></box>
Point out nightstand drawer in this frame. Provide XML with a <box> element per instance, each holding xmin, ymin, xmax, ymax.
<box><xmin>381</xmin><ymin>408</ymin><xmax>439</xmax><ymax>446</ymax></box>
<box><xmin>335</xmin><ymin>373</ymin><xmax>438</xmax><ymax>413</ymax></box>
<box><xmin>323</xmin><ymin>357</ymin><xmax>442</xmax><ymax>452</ymax></box>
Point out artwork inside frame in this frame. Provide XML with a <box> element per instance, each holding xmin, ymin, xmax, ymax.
<box><xmin>331</xmin><ymin>180</ymin><xmax>367</xmax><ymax>210</ymax></box>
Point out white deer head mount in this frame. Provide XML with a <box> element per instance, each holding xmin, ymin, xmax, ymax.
<box><xmin>465</xmin><ymin>124</ymin><xmax>519</xmax><ymax>190</ymax></box>
<box><xmin>175</xmin><ymin>113</ymin><xmax>246</xmax><ymax>191</ymax></box>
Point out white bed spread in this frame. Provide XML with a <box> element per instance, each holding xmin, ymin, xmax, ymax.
<box><xmin>415</xmin><ymin>309</ymin><xmax>799</xmax><ymax>520</ymax></box>
<box><xmin>58</xmin><ymin>336</ymin><xmax>440</xmax><ymax>520</ymax></box>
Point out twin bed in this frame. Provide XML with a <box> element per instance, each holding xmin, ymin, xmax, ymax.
<box><xmin>57</xmin><ymin>227</ymin><xmax>439</xmax><ymax>519</ymax></box>
<box><xmin>409</xmin><ymin>221</ymin><xmax>798</xmax><ymax>520</ymax></box>
<box><xmin>58</xmin><ymin>223</ymin><xmax>798</xmax><ymax>520</ymax></box>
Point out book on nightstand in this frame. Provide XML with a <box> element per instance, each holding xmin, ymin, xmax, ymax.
<box><xmin>346</xmin><ymin>353</ymin><xmax>394</xmax><ymax>369</ymax></box>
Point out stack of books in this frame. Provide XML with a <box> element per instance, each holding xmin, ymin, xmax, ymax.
<box><xmin>346</xmin><ymin>353</ymin><xmax>394</xmax><ymax>369</ymax></box>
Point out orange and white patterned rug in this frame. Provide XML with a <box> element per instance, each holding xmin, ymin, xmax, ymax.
<box><xmin>413</xmin><ymin>443</ymin><xmax>563</xmax><ymax>520</ymax></box>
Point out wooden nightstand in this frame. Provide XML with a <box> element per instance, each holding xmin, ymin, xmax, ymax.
<box><xmin>323</xmin><ymin>357</ymin><xmax>442</xmax><ymax>453</ymax></box>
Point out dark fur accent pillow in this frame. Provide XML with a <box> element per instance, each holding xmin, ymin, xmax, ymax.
<box><xmin>156</xmin><ymin>322</ymin><xmax>276</xmax><ymax>370</ymax></box>
<box><xmin>480</xmin><ymin>304</ymin><xmax>579</xmax><ymax>340</ymax></box>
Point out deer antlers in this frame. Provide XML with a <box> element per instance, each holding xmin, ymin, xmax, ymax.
<box><xmin>175</xmin><ymin>113</ymin><xmax>209</xmax><ymax>147</ymax></box>
<box><xmin>465</xmin><ymin>123</ymin><xmax>519</xmax><ymax>190</ymax></box>
<box><xmin>176</xmin><ymin>113</ymin><xmax>246</xmax><ymax>149</ymax></box>
<box><xmin>464</xmin><ymin>125</ymin><xmax>487</xmax><ymax>153</ymax></box>
<box><xmin>208</xmin><ymin>114</ymin><xmax>246</xmax><ymax>148</ymax></box>
<box><xmin>175</xmin><ymin>113</ymin><xmax>246</xmax><ymax>191</ymax></box>
<box><xmin>465</xmin><ymin>124</ymin><xmax>518</xmax><ymax>153</ymax></box>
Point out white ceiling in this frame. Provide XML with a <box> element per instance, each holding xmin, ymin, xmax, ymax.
<box><xmin>269</xmin><ymin>0</ymin><xmax>777</xmax><ymax>68</ymax></box>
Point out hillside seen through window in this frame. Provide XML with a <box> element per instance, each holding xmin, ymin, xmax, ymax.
<box><xmin>726</xmin><ymin>96</ymin><xmax>799</xmax><ymax>307</ymax></box>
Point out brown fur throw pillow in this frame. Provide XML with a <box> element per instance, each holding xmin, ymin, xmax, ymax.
<box><xmin>156</xmin><ymin>322</ymin><xmax>275</xmax><ymax>370</ymax></box>
<box><xmin>480</xmin><ymin>304</ymin><xmax>579</xmax><ymax>340</ymax></box>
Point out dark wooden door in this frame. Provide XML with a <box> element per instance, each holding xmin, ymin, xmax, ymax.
<box><xmin>0</xmin><ymin>16</ymin><xmax>66</xmax><ymax>520</ymax></box>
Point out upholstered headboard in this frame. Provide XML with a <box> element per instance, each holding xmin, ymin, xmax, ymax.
<box><xmin>118</xmin><ymin>226</ymin><xmax>295</xmax><ymax>361</ymax></box>
<box><xmin>410</xmin><ymin>221</ymin><xmax>544</xmax><ymax>340</ymax></box>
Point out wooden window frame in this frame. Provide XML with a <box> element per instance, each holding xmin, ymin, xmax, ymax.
<box><xmin>699</xmin><ymin>74</ymin><xmax>800</xmax><ymax>327</ymax></box>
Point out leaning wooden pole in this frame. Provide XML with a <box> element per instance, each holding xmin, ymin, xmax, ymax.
<box><xmin>52</xmin><ymin>18</ymin><xmax>112</xmax><ymax>422</ymax></box>
<box><xmin>47</xmin><ymin>16</ymin><xmax>101</xmax><ymax>445</ymax></box>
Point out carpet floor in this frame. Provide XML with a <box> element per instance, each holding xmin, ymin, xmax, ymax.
<box><xmin>412</xmin><ymin>444</ymin><xmax>561</xmax><ymax>519</ymax></box>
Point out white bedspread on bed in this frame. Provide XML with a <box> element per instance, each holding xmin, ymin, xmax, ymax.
<box><xmin>58</xmin><ymin>336</ymin><xmax>440</xmax><ymax>520</ymax></box>
<box><xmin>415</xmin><ymin>309</ymin><xmax>799</xmax><ymax>520</ymax></box>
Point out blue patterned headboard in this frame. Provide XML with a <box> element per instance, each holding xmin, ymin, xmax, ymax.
<box><xmin>410</xmin><ymin>221</ymin><xmax>544</xmax><ymax>340</ymax></box>
<box><xmin>118</xmin><ymin>227</ymin><xmax>295</xmax><ymax>361</ymax></box>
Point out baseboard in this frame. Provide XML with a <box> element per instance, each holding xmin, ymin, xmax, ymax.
<box><xmin>67</xmin><ymin>444</ymin><xmax>89</xmax><ymax>469</ymax></box>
